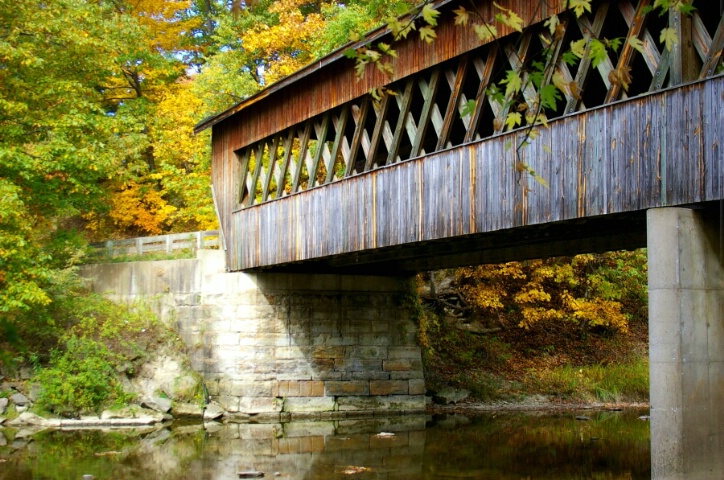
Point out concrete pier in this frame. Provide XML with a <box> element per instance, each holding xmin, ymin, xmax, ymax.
<box><xmin>648</xmin><ymin>207</ymin><xmax>724</xmax><ymax>479</ymax></box>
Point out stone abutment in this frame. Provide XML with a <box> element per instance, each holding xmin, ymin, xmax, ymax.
<box><xmin>80</xmin><ymin>250</ymin><xmax>424</xmax><ymax>418</ymax></box>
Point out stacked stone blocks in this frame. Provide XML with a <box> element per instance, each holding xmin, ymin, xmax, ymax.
<box><xmin>81</xmin><ymin>250</ymin><xmax>426</xmax><ymax>417</ymax></box>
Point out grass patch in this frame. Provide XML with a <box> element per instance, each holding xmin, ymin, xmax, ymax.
<box><xmin>85</xmin><ymin>249</ymin><xmax>196</xmax><ymax>264</ymax></box>
<box><xmin>525</xmin><ymin>355</ymin><xmax>649</xmax><ymax>403</ymax></box>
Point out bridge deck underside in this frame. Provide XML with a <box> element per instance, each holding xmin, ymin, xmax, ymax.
<box><xmin>229</xmin><ymin>76</ymin><xmax>724</xmax><ymax>274</ymax></box>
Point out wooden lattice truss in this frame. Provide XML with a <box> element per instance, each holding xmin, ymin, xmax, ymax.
<box><xmin>235</xmin><ymin>0</ymin><xmax>724</xmax><ymax>208</ymax></box>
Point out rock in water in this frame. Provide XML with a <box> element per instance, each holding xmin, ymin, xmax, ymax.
<box><xmin>238</xmin><ymin>471</ymin><xmax>264</xmax><ymax>478</ymax></box>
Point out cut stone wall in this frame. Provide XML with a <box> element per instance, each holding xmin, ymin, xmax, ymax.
<box><xmin>80</xmin><ymin>250</ymin><xmax>424</xmax><ymax>417</ymax></box>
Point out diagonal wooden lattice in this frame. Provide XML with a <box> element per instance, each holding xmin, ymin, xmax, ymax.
<box><xmin>234</xmin><ymin>0</ymin><xmax>724</xmax><ymax>209</ymax></box>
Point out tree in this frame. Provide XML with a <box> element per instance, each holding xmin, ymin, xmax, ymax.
<box><xmin>0</xmin><ymin>0</ymin><xmax>148</xmax><ymax>321</ymax></box>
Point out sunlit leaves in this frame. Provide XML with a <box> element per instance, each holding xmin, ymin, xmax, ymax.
<box><xmin>628</xmin><ymin>36</ymin><xmax>645</xmax><ymax>54</ymax></box>
<box><xmin>453</xmin><ymin>6</ymin><xmax>469</xmax><ymax>26</ymax></box>
<box><xmin>494</xmin><ymin>2</ymin><xmax>524</xmax><ymax>32</ymax></box>
<box><xmin>539</xmin><ymin>84</ymin><xmax>562</xmax><ymax>110</ymax></box>
<box><xmin>419</xmin><ymin>25</ymin><xmax>437</xmax><ymax>43</ymax></box>
<box><xmin>460</xmin><ymin>99</ymin><xmax>477</xmax><ymax>119</ymax></box>
<box><xmin>421</xmin><ymin>4</ymin><xmax>440</xmax><ymax>27</ymax></box>
<box><xmin>501</xmin><ymin>70</ymin><xmax>522</xmax><ymax>98</ymax></box>
<box><xmin>504</xmin><ymin>112</ymin><xmax>522</xmax><ymax>131</ymax></box>
<box><xmin>568</xmin><ymin>0</ymin><xmax>593</xmax><ymax>17</ymax></box>
<box><xmin>474</xmin><ymin>23</ymin><xmax>498</xmax><ymax>42</ymax></box>
<box><xmin>660</xmin><ymin>27</ymin><xmax>679</xmax><ymax>51</ymax></box>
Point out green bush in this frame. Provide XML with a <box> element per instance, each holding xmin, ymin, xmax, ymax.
<box><xmin>35</xmin><ymin>337</ymin><xmax>135</xmax><ymax>416</ymax></box>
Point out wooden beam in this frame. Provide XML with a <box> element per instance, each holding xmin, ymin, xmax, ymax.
<box><xmin>437</xmin><ymin>55</ymin><xmax>469</xmax><ymax>151</ymax></box>
<box><xmin>411</xmin><ymin>68</ymin><xmax>441</xmax><ymax>157</ymax></box>
<box><xmin>346</xmin><ymin>98</ymin><xmax>370</xmax><ymax>176</ymax></box>
<box><xmin>308</xmin><ymin>113</ymin><xmax>330</xmax><ymax>188</ymax></box>
<box><xmin>325</xmin><ymin>106</ymin><xmax>349</xmax><ymax>183</ymax></box>
<box><xmin>290</xmin><ymin>123</ymin><xmax>312</xmax><ymax>193</ymax></box>
<box><xmin>275</xmin><ymin>130</ymin><xmax>295</xmax><ymax>198</ymax></box>
<box><xmin>236</xmin><ymin>148</ymin><xmax>251</xmax><ymax>207</ymax></box>
<box><xmin>566</xmin><ymin>1</ymin><xmax>610</xmax><ymax>113</ymax></box>
<box><xmin>387</xmin><ymin>79</ymin><xmax>415</xmax><ymax>164</ymax></box>
<box><xmin>465</xmin><ymin>45</ymin><xmax>498</xmax><ymax>143</ymax></box>
<box><xmin>260</xmin><ymin>135</ymin><xmax>280</xmax><ymax>202</ymax></box>
<box><xmin>365</xmin><ymin>94</ymin><xmax>391</xmax><ymax>171</ymax></box>
<box><xmin>700</xmin><ymin>14</ymin><xmax>724</xmax><ymax>79</ymax></box>
<box><xmin>606</xmin><ymin>0</ymin><xmax>650</xmax><ymax>102</ymax></box>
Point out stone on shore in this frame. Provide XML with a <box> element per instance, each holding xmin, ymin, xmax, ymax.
<box><xmin>0</xmin><ymin>397</ymin><xmax>8</xmax><ymax>415</ymax></box>
<box><xmin>171</xmin><ymin>402</ymin><xmax>204</xmax><ymax>417</ymax></box>
<box><xmin>10</xmin><ymin>392</ymin><xmax>30</xmax><ymax>406</ymax></box>
<box><xmin>203</xmin><ymin>402</ymin><xmax>225</xmax><ymax>421</ymax></box>
<box><xmin>100</xmin><ymin>406</ymin><xmax>164</xmax><ymax>423</ymax></box>
<box><xmin>141</xmin><ymin>396</ymin><xmax>173</xmax><ymax>413</ymax></box>
<box><xmin>6</xmin><ymin>411</ymin><xmax>59</xmax><ymax>427</ymax></box>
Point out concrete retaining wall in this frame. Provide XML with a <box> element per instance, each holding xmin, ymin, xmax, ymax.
<box><xmin>80</xmin><ymin>250</ymin><xmax>424</xmax><ymax>417</ymax></box>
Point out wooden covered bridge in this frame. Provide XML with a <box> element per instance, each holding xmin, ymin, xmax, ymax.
<box><xmin>194</xmin><ymin>0</ymin><xmax>724</xmax><ymax>477</ymax></box>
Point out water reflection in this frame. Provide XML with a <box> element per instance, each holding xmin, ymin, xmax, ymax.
<box><xmin>0</xmin><ymin>410</ymin><xmax>650</xmax><ymax>479</ymax></box>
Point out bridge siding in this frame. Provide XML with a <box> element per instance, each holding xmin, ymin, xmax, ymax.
<box><xmin>228</xmin><ymin>76</ymin><xmax>724</xmax><ymax>271</ymax></box>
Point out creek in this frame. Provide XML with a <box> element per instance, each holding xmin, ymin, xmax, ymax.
<box><xmin>0</xmin><ymin>408</ymin><xmax>650</xmax><ymax>479</ymax></box>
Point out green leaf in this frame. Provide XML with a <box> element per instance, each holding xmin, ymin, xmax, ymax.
<box><xmin>505</xmin><ymin>112</ymin><xmax>522</xmax><ymax>131</ymax></box>
<box><xmin>377</xmin><ymin>42</ymin><xmax>398</xmax><ymax>58</ymax></box>
<box><xmin>569</xmin><ymin>0</ymin><xmax>593</xmax><ymax>17</ymax></box>
<box><xmin>453</xmin><ymin>6</ymin><xmax>469</xmax><ymax>26</ymax></box>
<box><xmin>422</xmin><ymin>4</ymin><xmax>441</xmax><ymax>27</ymax></box>
<box><xmin>628</xmin><ymin>37</ymin><xmax>645</xmax><ymax>54</ymax></box>
<box><xmin>343</xmin><ymin>48</ymin><xmax>358</xmax><ymax>59</ymax></box>
<box><xmin>419</xmin><ymin>25</ymin><xmax>437</xmax><ymax>44</ymax></box>
<box><xmin>539</xmin><ymin>84</ymin><xmax>561</xmax><ymax>111</ymax></box>
<box><xmin>589</xmin><ymin>39</ymin><xmax>608</xmax><ymax>67</ymax></box>
<box><xmin>474</xmin><ymin>23</ymin><xmax>497</xmax><ymax>42</ymax></box>
<box><xmin>570</xmin><ymin>39</ymin><xmax>587</xmax><ymax>58</ymax></box>
<box><xmin>460</xmin><ymin>99</ymin><xmax>477</xmax><ymax>118</ymax></box>
<box><xmin>501</xmin><ymin>70</ymin><xmax>522</xmax><ymax>98</ymax></box>
<box><xmin>660</xmin><ymin>27</ymin><xmax>678</xmax><ymax>52</ymax></box>
<box><xmin>544</xmin><ymin>15</ymin><xmax>560</xmax><ymax>35</ymax></box>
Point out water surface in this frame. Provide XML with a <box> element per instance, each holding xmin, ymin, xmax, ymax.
<box><xmin>0</xmin><ymin>409</ymin><xmax>650</xmax><ymax>479</ymax></box>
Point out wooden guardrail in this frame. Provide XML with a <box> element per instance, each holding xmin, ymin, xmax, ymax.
<box><xmin>95</xmin><ymin>231</ymin><xmax>220</xmax><ymax>258</ymax></box>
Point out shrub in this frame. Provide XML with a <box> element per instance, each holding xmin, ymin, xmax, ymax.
<box><xmin>35</xmin><ymin>337</ymin><xmax>134</xmax><ymax>416</ymax></box>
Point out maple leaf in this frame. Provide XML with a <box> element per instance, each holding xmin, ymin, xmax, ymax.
<box><xmin>422</xmin><ymin>4</ymin><xmax>440</xmax><ymax>27</ymax></box>
<box><xmin>628</xmin><ymin>37</ymin><xmax>645</xmax><ymax>54</ymax></box>
<box><xmin>494</xmin><ymin>2</ymin><xmax>524</xmax><ymax>33</ymax></box>
<box><xmin>377</xmin><ymin>42</ymin><xmax>397</xmax><ymax>58</ymax></box>
<box><xmin>589</xmin><ymin>39</ymin><xmax>608</xmax><ymax>67</ymax></box>
<box><xmin>460</xmin><ymin>99</ymin><xmax>477</xmax><ymax>119</ymax></box>
<box><xmin>569</xmin><ymin>0</ymin><xmax>593</xmax><ymax>17</ymax></box>
<box><xmin>660</xmin><ymin>27</ymin><xmax>678</xmax><ymax>52</ymax></box>
<box><xmin>570</xmin><ymin>39</ymin><xmax>587</xmax><ymax>59</ymax></box>
<box><xmin>505</xmin><ymin>112</ymin><xmax>522</xmax><ymax>131</ymax></box>
<box><xmin>453</xmin><ymin>6</ymin><xmax>469</xmax><ymax>26</ymax></box>
<box><xmin>419</xmin><ymin>25</ymin><xmax>437</xmax><ymax>44</ymax></box>
<box><xmin>544</xmin><ymin>15</ymin><xmax>559</xmax><ymax>36</ymax></box>
<box><xmin>501</xmin><ymin>70</ymin><xmax>522</xmax><ymax>98</ymax></box>
<box><xmin>539</xmin><ymin>84</ymin><xmax>561</xmax><ymax>111</ymax></box>
<box><xmin>474</xmin><ymin>23</ymin><xmax>497</xmax><ymax>42</ymax></box>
